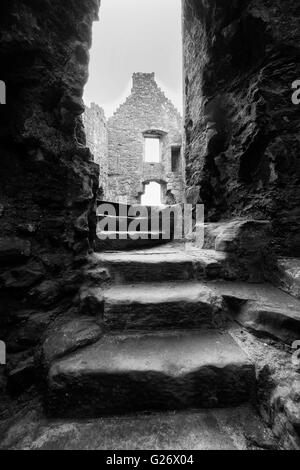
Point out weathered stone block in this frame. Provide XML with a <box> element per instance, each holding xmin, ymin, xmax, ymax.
<box><xmin>28</xmin><ymin>281</ymin><xmax>62</xmax><ymax>308</ymax></box>
<box><xmin>79</xmin><ymin>288</ymin><xmax>104</xmax><ymax>317</ymax></box>
<box><xmin>42</xmin><ymin>317</ymin><xmax>103</xmax><ymax>366</ymax></box>
<box><xmin>214</xmin><ymin>220</ymin><xmax>271</xmax><ymax>254</ymax></box>
<box><xmin>0</xmin><ymin>238</ymin><xmax>31</xmax><ymax>263</ymax></box>
<box><xmin>0</xmin><ymin>262</ymin><xmax>44</xmax><ymax>290</ymax></box>
<box><xmin>7</xmin><ymin>356</ymin><xmax>36</xmax><ymax>395</ymax></box>
<box><xmin>74</xmin><ymin>211</ymin><xmax>89</xmax><ymax>236</ymax></box>
<box><xmin>6</xmin><ymin>312</ymin><xmax>55</xmax><ymax>353</ymax></box>
<box><xmin>234</xmin><ymin>301</ymin><xmax>300</xmax><ymax>344</ymax></box>
<box><xmin>271</xmin><ymin>380</ymin><xmax>300</xmax><ymax>439</ymax></box>
<box><xmin>270</xmin><ymin>258</ymin><xmax>300</xmax><ymax>300</ymax></box>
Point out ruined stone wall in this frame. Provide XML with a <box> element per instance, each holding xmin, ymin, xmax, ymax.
<box><xmin>0</xmin><ymin>0</ymin><xmax>100</xmax><ymax>394</ymax></box>
<box><xmin>107</xmin><ymin>73</ymin><xmax>185</xmax><ymax>204</ymax></box>
<box><xmin>83</xmin><ymin>103</ymin><xmax>108</xmax><ymax>197</ymax></box>
<box><xmin>183</xmin><ymin>0</ymin><xmax>300</xmax><ymax>255</ymax></box>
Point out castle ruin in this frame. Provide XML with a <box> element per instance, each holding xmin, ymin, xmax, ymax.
<box><xmin>84</xmin><ymin>73</ymin><xmax>185</xmax><ymax>204</ymax></box>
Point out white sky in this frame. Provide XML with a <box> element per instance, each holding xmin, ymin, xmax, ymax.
<box><xmin>84</xmin><ymin>0</ymin><xmax>183</xmax><ymax>118</ymax></box>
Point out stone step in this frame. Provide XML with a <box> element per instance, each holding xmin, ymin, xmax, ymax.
<box><xmin>97</xmin><ymin>215</ymin><xmax>149</xmax><ymax>232</ymax></box>
<box><xmin>92</xmin><ymin>248</ymin><xmax>232</xmax><ymax>283</ymax></box>
<box><xmin>94</xmin><ymin>234</ymin><xmax>170</xmax><ymax>252</ymax></box>
<box><xmin>81</xmin><ymin>280</ymin><xmax>300</xmax><ymax>342</ymax></box>
<box><xmin>97</xmin><ymin>200</ymin><xmax>165</xmax><ymax>217</ymax></box>
<box><xmin>99</xmin><ymin>282</ymin><xmax>226</xmax><ymax>330</ymax></box>
<box><xmin>96</xmin><ymin>231</ymin><xmax>165</xmax><ymax>238</ymax></box>
<box><xmin>95</xmin><ymin>203</ymin><xmax>185</xmax><ymax>253</ymax></box>
<box><xmin>46</xmin><ymin>330</ymin><xmax>256</xmax><ymax>417</ymax></box>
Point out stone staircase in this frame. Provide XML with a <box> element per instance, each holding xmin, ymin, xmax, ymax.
<box><xmin>43</xmin><ymin>219</ymin><xmax>300</xmax><ymax>428</ymax></box>
<box><xmin>94</xmin><ymin>201</ymin><xmax>175</xmax><ymax>251</ymax></box>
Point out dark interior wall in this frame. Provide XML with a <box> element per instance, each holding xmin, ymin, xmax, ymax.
<box><xmin>183</xmin><ymin>0</ymin><xmax>300</xmax><ymax>255</ymax></box>
<box><xmin>0</xmin><ymin>0</ymin><xmax>100</xmax><ymax>380</ymax></box>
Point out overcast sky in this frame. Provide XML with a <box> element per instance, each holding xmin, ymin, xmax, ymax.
<box><xmin>84</xmin><ymin>0</ymin><xmax>183</xmax><ymax>117</ymax></box>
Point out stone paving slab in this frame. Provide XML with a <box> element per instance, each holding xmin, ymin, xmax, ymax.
<box><xmin>0</xmin><ymin>405</ymin><xmax>275</xmax><ymax>450</ymax></box>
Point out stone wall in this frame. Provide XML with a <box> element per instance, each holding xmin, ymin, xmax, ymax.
<box><xmin>83</xmin><ymin>103</ymin><xmax>108</xmax><ymax>197</ymax></box>
<box><xmin>106</xmin><ymin>73</ymin><xmax>185</xmax><ymax>204</ymax></box>
<box><xmin>0</xmin><ymin>0</ymin><xmax>100</xmax><ymax>393</ymax></box>
<box><xmin>183</xmin><ymin>0</ymin><xmax>300</xmax><ymax>255</ymax></box>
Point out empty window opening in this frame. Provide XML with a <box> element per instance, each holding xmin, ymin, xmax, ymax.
<box><xmin>141</xmin><ymin>182</ymin><xmax>162</xmax><ymax>206</ymax></box>
<box><xmin>171</xmin><ymin>146</ymin><xmax>181</xmax><ymax>172</ymax></box>
<box><xmin>144</xmin><ymin>137</ymin><xmax>160</xmax><ymax>163</ymax></box>
<box><xmin>0</xmin><ymin>80</ymin><xmax>6</xmax><ymax>104</ymax></box>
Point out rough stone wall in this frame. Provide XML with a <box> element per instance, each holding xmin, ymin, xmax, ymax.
<box><xmin>183</xmin><ymin>0</ymin><xmax>300</xmax><ymax>255</ymax></box>
<box><xmin>107</xmin><ymin>73</ymin><xmax>185</xmax><ymax>204</ymax></box>
<box><xmin>0</xmin><ymin>0</ymin><xmax>100</xmax><ymax>394</ymax></box>
<box><xmin>83</xmin><ymin>103</ymin><xmax>108</xmax><ymax>197</ymax></box>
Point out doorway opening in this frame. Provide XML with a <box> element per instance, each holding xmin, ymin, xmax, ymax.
<box><xmin>141</xmin><ymin>182</ymin><xmax>162</xmax><ymax>206</ymax></box>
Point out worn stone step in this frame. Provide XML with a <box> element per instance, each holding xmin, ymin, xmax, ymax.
<box><xmin>97</xmin><ymin>231</ymin><xmax>165</xmax><ymax>239</ymax></box>
<box><xmin>96</xmin><ymin>202</ymin><xmax>177</xmax><ymax>234</ymax></box>
<box><xmin>99</xmin><ymin>282</ymin><xmax>226</xmax><ymax>330</ymax></box>
<box><xmin>82</xmin><ymin>280</ymin><xmax>300</xmax><ymax>342</ymax></box>
<box><xmin>92</xmin><ymin>248</ymin><xmax>232</xmax><ymax>283</ymax></box>
<box><xmin>208</xmin><ymin>281</ymin><xmax>300</xmax><ymax>344</ymax></box>
<box><xmin>97</xmin><ymin>201</ymin><xmax>165</xmax><ymax>217</ymax></box>
<box><xmin>94</xmin><ymin>235</ymin><xmax>170</xmax><ymax>252</ymax></box>
<box><xmin>46</xmin><ymin>330</ymin><xmax>256</xmax><ymax>417</ymax></box>
<box><xmin>97</xmin><ymin>215</ymin><xmax>150</xmax><ymax>232</ymax></box>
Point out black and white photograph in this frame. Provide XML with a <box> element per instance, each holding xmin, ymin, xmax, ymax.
<box><xmin>0</xmin><ymin>0</ymin><xmax>300</xmax><ymax>453</ymax></box>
